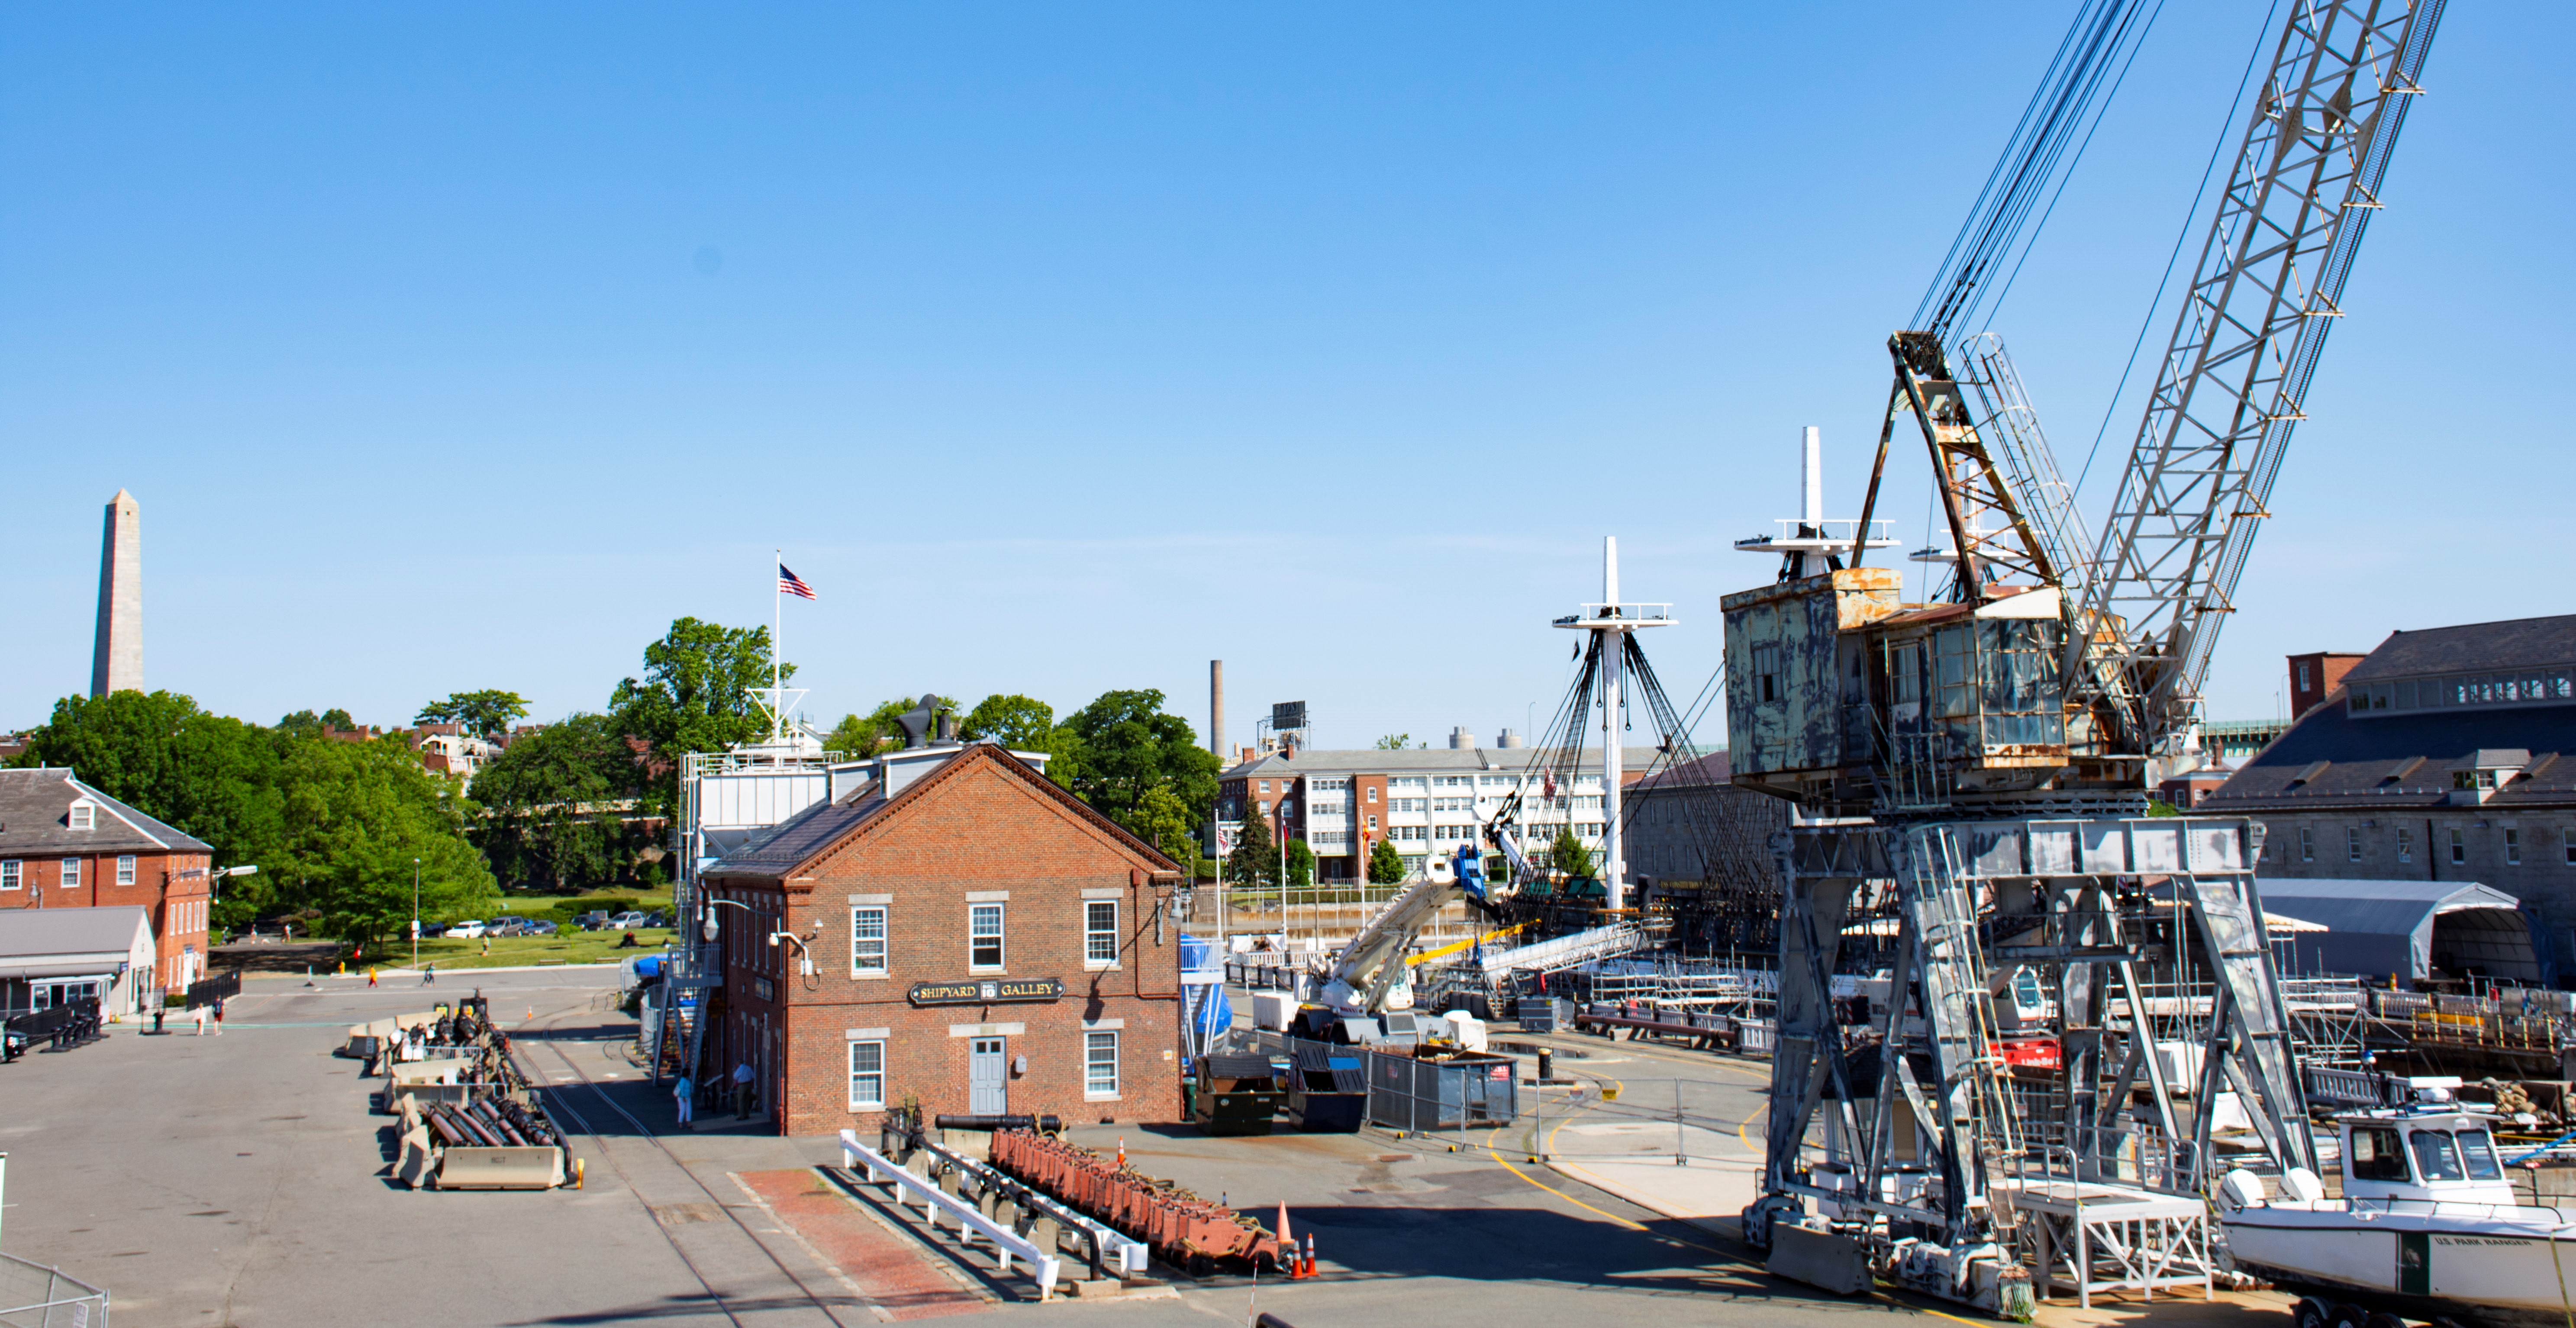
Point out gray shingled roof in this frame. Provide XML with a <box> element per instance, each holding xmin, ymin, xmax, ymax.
<box><xmin>0</xmin><ymin>905</ymin><xmax>154</xmax><ymax>959</ymax></box>
<box><xmin>2344</xmin><ymin>614</ymin><xmax>2576</xmax><ymax>683</ymax></box>
<box><xmin>2205</xmin><ymin>691</ymin><xmax>2576</xmax><ymax>810</ymax></box>
<box><xmin>0</xmin><ymin>769</ymin><xmax>214</xmax><ymax>855</ymax></box>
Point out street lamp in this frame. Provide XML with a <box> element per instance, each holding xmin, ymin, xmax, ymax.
<box><xmin>411</xmin><ymin>858</ymin><xmax>422</xmax><ymax>967</ymax></box>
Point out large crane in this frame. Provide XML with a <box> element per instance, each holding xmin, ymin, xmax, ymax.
<box><xmin>1731</xmin><ymin>1</ymin><xmax>2448</xmax><ymax>1312</ymax></box>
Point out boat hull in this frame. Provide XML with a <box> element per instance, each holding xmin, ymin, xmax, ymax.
<box><xmin>2225</xmin><ymin>1215</ymin><xmax>2576</xmax><ymax>1328</ymax></box>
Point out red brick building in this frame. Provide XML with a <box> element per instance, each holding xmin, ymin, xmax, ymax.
<box><xmin>700</xmin><ymin>741</ymin><xmax>1185</xmax><ymax>1136</ymax></box>
<box><xmin>0</xmin><ymin>768</ymin><xmax>216</xmax><ymax>1000</ymax></box>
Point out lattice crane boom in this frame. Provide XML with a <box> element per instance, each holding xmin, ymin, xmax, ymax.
<box><xmin>2076</xmin><ymin>0</ymin><xmax>2444</xmax><ymax>751</ymax></box>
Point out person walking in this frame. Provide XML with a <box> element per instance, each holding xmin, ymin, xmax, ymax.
<box><xmin>673</xmin><ymin>1073</ymin><xmax>696</xmax><ymax>1131</ymax></box>
<box><xmin>422</xmin><ymin>964</ymin><xmax>436</xmax><ymax>986</ymax></box>
<box><xmin>368</xmin><ymin>967</ymin><xmax>379</xmax><ymax>988</ymax></box>
<box><xmin>153</xmin><ymin>1006</ymin><xmax>165</xmax><ymax>1035</ymax></box>
<box><xmin>732</xmin><ymin>1059</ymin><xmax>755</xmax><ymax>1119</ymax></box>
<box><xmin>212</xmin><ymin>998</ymin><xmax>226</xmax><ymax>1035</ymax></box>
<box><xmin>193</xmin><ymin>1006</ymin><xmax>209</xmax><ymax>1036</ymax></box>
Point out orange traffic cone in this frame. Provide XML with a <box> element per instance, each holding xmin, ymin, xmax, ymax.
<box><xmin>1277</xmin><ymin>1204</ymin><xmax>1293</xmax><ymax>1248</ymax></box>
<box><xmin>1116</xmin><ymin>1138</ymin><xmax>1127</xmax><ymax>1170</ymax></box>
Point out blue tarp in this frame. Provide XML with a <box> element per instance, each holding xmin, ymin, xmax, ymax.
<box><xmin>1178</xmin><ymin>933</ymin><xmax>1231</xmax><ymax>1059</ymax></box>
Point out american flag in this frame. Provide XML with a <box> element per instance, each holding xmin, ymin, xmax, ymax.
<box><xmin>777</xmin><ymin>563</ymin><xmax>818</xmax><ymax>600</ymax></box>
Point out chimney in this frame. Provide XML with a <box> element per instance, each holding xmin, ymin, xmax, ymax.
<box><xmin>1449</xmin><ymin>726</ymin><xmax>1476</xmax><ymax>750</ymax></box>
<box><xmin>1211</xmin><ymin>660</ymin><xmax>1226</xmax><ymax>765</ymax></box>
<box><xmin>1496</xmin><ymin>729</ymin><xmax>1524</xmax><ymax>749</ymax></box>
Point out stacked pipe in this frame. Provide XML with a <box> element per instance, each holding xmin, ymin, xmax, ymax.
<box><xmin>422</xmin><ymin>1097</ymin><xmax>562</xmax><ymax>1150</ymax></box>
<box><xmin>989</xmin><ymin>1129</ymin><xmax>1282</xmax><ymax>1273</ymax></box>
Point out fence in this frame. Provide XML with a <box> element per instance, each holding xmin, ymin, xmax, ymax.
<box><xmin>1517</xmin><ymin>1076</ymin><xmax>1759</xmax><ymax>1173</ymax></box>
<box><xmin>0</xmin><ymin>1251</ymin><xmax>109</xmax><ymax>1327</ymax></box>
<box><xmin>1364</xmin><ymin>1049</ymin><xmax>1519</xmax><ymax>1135</ymax></box>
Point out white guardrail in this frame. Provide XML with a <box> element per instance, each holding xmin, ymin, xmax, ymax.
<box><xmin>910</xmin><ymin>1137</ymin><xmax>1150</xmax><ymax>1277</ymax></box>
<box><xmin>838</xmin><ymin>1131</ymin><xmax>1064</xmax><ymax>1298</ymax></box>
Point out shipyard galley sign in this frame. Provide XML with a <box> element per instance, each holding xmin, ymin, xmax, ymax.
<box><xmin>909</xmin><ymin>978</ymin><xmax>1064</xmax><ymax>1007</ymax></box>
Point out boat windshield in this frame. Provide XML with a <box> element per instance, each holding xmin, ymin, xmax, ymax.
<box><xmin>2455</xmin><ymin>1128</ymin><xmax>2505</xmax><ymax>1180</ymax></box>
<box><xmin>2351</xmin><ymin>1126</ymin><xmax>2409</xmax><ymax>1180</ymax></box>
<box><xmin>2410</xmin><ymin>1129</ymin><xmax>2466</xmax><ymax>1182</ymax></box>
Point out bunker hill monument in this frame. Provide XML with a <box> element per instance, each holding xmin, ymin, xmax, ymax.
<box><xmin>92</xmin><ymin>489</ymin><xmax>142</xmax><ymax>696</ymax></box>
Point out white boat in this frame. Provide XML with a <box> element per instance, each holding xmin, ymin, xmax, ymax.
<box><xmin>2217</xmin><ymin>1105</ymin><xmax>2576</xmax><ymax>1328</ymax></box>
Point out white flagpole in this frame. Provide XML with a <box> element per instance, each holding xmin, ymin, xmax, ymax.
<box><xmin>772</xmin><ymin>548</ymin><xmax>783</xmax><ymax>742</ymax></box>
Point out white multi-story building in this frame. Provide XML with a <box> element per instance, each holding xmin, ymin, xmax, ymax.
<box><xmin>1216</xmin><ymin>732</ymin><xmax>1662</xmax><ymax>881</ymax></box>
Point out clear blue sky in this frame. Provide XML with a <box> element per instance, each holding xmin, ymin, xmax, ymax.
<box><xmin>5</xmin><ymin>3</ymin><xmax>2567</xmax><ymax>749</ymax></box>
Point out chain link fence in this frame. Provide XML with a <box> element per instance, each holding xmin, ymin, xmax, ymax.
<box><xmin>0</xmin><ymin>1252</ymin><xmax>108</xmax><ymax>1327</ymax></box>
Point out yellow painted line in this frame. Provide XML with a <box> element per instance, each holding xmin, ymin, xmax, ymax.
<box><xmin>1738</xmin><ymin>1102</ymin><xmax>1763</xmax><ymax>1151</ymax></box>
<box><xmin>1487</xmin><ymin>1147</ymin><xmax>1651</xmax><ymax>1232</ymax></box>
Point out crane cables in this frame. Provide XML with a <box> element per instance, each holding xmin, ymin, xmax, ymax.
<box><xmin>1913</xmin><ymin>0</ymin><xmax>2165</xmax><ymax>346</ymax></box>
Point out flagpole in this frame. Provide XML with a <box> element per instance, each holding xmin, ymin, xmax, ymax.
<box><xmin>772</xmin><ymin>548</ymin><xmax>783</xmax><ymax>742</ymax></box>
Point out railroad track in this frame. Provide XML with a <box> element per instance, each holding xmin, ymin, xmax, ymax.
<box><xmin>503</xmin><ymin>997</ymin><xmax>871</xmax><ymax>1328</ymax></box>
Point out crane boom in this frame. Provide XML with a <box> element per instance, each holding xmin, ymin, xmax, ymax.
<box><xmin>2078</xmin><ymin>0</ymin><xmax>2444</xmax><ymax>749</ymax></box>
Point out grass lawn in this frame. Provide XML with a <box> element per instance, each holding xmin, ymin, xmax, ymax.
<box><xmin>361</xmin><ymin>927</ymin><xmax>683</xmax><ymax>971</ymax></box>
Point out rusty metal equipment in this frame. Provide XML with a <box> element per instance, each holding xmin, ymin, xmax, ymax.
<box><xmin>988</xmin><ymin>1128</ymin><xmax>1283</xmax><ymax>1275</ymax></box>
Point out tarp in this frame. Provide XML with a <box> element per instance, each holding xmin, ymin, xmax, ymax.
<box><xmin>2254</xmin><ymin>878</ymin><xmax>2532</xmax><ymax>981</ymax></box>
<box><xmin>1178</xmin><ymin>933</ymin><xmax>1231</xmax><ymax>1061</ymax></box>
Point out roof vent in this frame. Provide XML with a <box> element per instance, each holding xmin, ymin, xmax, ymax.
<box><xmin>2286</xmin><ymin>760</ymin><xmax>2331</xmax><ymax>788</ymax></box>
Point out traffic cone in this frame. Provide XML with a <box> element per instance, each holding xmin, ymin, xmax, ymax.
<box><xmin>1116</xmin><ymin>1138</ymin><xmax>1127</xmax><ymax>1170</ymax></box>
<box><xmin>1277</xmin><ymin>1203</ymin><xmax>1293</xmax><ymax>1249</ymax></box>
<box><xmin>1303</xmin><ymin>1233</ymin><xmax>1317</xmax><ymax>1278</ymax></box>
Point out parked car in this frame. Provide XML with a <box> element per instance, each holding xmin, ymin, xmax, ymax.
<box><xmin>575</xmin><ymin>911</ymin><xmax>609</xmax><ymax>931</ymax></box>
<box><xmin>607</xmin><ymin>911</ymin><xmax>648</xmax><ymax>930</ymax></box>
<box><xmin>523</xmin><ymin>920</ymin><xmax>558</xmax><ymax>936</ymax></box>
<box><xmin>416</xmin><ymin>922</ymin><xmax>448</xmax><ymax>939</ymax></box>
<box><xmin>639</xmin><ymin>911</ymin><xmax>669</xmax><ymax>929</ymax></box>
<box><xmin>447</xmin><ymin>920</ymin><xmax>488</xmax><ymax>939</ymax></box>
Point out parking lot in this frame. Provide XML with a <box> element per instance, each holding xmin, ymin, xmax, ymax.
<box><xmin>3</xmin><ymin>967</ymin><xmax>2051</xmax><ymax>1327</ymax></box>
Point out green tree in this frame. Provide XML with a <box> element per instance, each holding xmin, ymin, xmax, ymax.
<box><xmin>469</xmin><ymin>714</ymin><xmax>647</xmax><ymax>889</ymax></box>
<box><xmin>1226</xmin><ymin>801</ymin><xmax>1276</xmax><ymax>888</ymax></box>
<box><xmin>1059</xmin><ymin>689</ymin><xmax>1217</xmax><ymax>842</ymax></box>
<box><xmin>321</xmin><ymin>708</ymin><xmax>358</xmax><ymax>730</ymax></box>
<box><xmin>610</xmin><ymin>617</ymin><xmax>785</xmax><ymax>812</ymax></box>
<box><xmin>1131</xmin><ymin>784</ymin><xmax>1200</xmax><ymax>866</ymax></box>
<box><xmin>417</xmin><ymin>689</ymin><xmax>531</xmax><ymax>739</ymax></box>
<box><xmin>269</xmin><ymin>735</ymin><xmax>495</xmax><ymax>946</ymax></box>
<box><xmin>1283</xmin><ymin>838</ymin><xmax>1317</xmax><ymax>887</ymax></box>
<box><xmin>1367</xmin><ymin>836</ymin><xmax>1408</xmax><ymax>884</ymax></box>
<box><xmin>1373</xmin><ymin>733</ymin><xmax>1411</xmax><ymax>751</ymax></box>
<box><xmin>825</xmin><ymin>699</ymin><xmax>913</xmax><ymax>759</ymax></box>
<box><xmin>1550</xmin><ymin>828</ymin><xmax>1597</xmax><ymax>879</ymax></box>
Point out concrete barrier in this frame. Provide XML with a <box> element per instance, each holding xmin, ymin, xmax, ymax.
<box><xmin>436</xmin><ymin>1146</ymin><xmax>566</xmax><ymax>1190</ymax></box>
<box><xmin>1768</xmin><ymin>1222</ymin><xmax>1872</xmax><ymax>1295</ymax></box>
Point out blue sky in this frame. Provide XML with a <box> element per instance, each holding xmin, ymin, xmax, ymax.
<box><xmin>4</xmin><ymin>3</ymin><xmax>2567</xmax><ymax>751</ymax></box>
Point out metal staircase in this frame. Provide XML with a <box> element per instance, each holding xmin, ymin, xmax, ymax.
<box><xmin>1893</xmin><ymin>823</ymin><xmax>2025</xmax><ymax>1244</ymax></box>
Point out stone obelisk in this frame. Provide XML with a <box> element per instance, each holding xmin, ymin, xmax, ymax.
<box><xmin>91</xmin><ymin>489</ymin><xmax>143</xmax><ymax>696</ymax></box>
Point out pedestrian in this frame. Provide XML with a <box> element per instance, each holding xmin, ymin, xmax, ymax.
<box><xmin>480</xmin><ymin>936</ymin><xmax>490</xmax><ymax>957</ymax></box>
<box><xmin>673</xmin><ymin>1073</ymin><xmax>696</xmax><ymax>1131</ymax></box>
<box><xmin>423</xmin><ymin>964</ymin><xmax>436</xmax><ymax>986</ymax></box>
<box><xmin>732</xmin><ymin>1059</ymin><xmax>755</xmax><ymax>1119</ymax></box>
<box><xmin>368</xmin><ymin>967</ymin><xmax>379</xmax><ymax>988</ymax></box>
<box><xmin>153</xmin><ymin>1006</ymin><xmax>165</xmax><ymax>1035</ymax></box>
<box><xmin>193</xmin><ymin>1006</ymin><xmax>208</xmax><ymax>1036</ymax></box>
<box><xmin>212</xmin><ymin>998</ymin><xmax>226</xmax><ymax>1035</ymax></box>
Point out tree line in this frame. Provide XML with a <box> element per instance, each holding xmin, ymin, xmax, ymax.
<box><xmin>10</xmin><ymin>615</ymin><xmax>1221</xmax><ymax>941</ymax></box>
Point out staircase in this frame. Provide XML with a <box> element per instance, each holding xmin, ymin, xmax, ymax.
<box><xmin>1893</xmin><ymin>823</ymin><xmax>2025</xmax><ymax>1243</ymax></box>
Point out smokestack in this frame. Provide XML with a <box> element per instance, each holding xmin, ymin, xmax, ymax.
<box><xmin>1449</xmin><ymin>726</ymin><xmax>1476</xmax><ymax>750</ymax></box>
<box><xmin>1211</xmin><ymin>660</ymin><xmax>1225</xmax><ymax>764</ymax></box>
<box><xmin>1496</xmin><ymin>729</ymin><xmax>1524</xmax><ymax>749</ymax></box>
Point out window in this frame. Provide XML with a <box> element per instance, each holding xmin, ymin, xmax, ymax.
<box><xmin>1366</xmin><ymin>788</ymin><xmax>1378</xmax><ymax>803</ymax></box>
<box><xmin>1391</xmin><ymin>777</ymin><xmax>1425</xmax><ymax>791</ymax></box>
<box><xmin>2566</xmin><ymin>827</ymin><xmax>2576</xmax><ymax>866</ymax></box>
<box><xmin>1367</xmin><ymin>815</ymin><xmax>1377</xmax><ymax>831</ymax></box>
<box><xmin>970</xmin><ymin>903</ymin><xmax>1005</xmax><ymax>969</ymax></box>
<box><xmin>1084</xmin><ymin>1030</ymin><xmax>1119</xmax><ymax>1097</ymax></box>
<box><xmin>2507</xmin><ymin>829</ymin><xmax>2522</xmax><ymax>865</ymax></box>
<box><xmin>0</xmin><ymin>861</ymin><xmax>17</xmax><ymax>891</ymax></box>
<box><xmin>69</xmin><ymin>803</ymin><xmax>94</xmax><ymax>830</ymax></box>
<box><xmin>2347</xmin><ymin>828</ymin><xmax>2363</xmax><ymax>862</ymax></box>
<box><xmin>851</xmin><ymin>907</ymin><xmax>888</xmax><ymax>975</ymax></box>
<box><xmin>2409</xmin><ymin>1130</ymin><xmax>2466</xmax><ymax>1182</ymax></box>
<box><xmin>849</xmin><ymin>1041</ymin><xmax>886</xmax><ymax>1109</ymax></box>
<box><xmin>61</xmin><ymin>859</ymin><xmax>80</xmax><ymax>889</ymax></box>
<box><xmin>2297</xmin><ymin>662</ymin><xmax>2311</xmax><ymax>691</ymax></box>
<box><xmin>2350</xmin><ymin>1126</ymin><xmax>2409</xmax><ymax>1181</ymax></box>
<box><xmin>1084</xmin><ymin>900</ymin><xmax>1118</xmax><ymax>966</ymax></box>
<box><xmin>116</xmin><ymin>855</ymin><xmax>135</xmax><ymax>886</ymax></box>
<box><xmin>2399</xmin><ymin>829</ymin><xmax>2415</xmax><ymax>863</ymax></box>
<box><xmin>2298</xmin><ymin>828</ymin><xmax>2314</xmax><ymax>863</ymax></box>
<box><xmin>1257</xmin><ymin>800</ymin><xmax>1270</xmax><ymax>815</ymax></box>
<box><xmin>2450</xmin><ymin>829</ymin><xmax>2465</xmax><ymax>865</ymax></box>
<box><xmin>2456</xmin><ymin>1128</ymin><xmax>2504</xmax><ymax>1180</ymax></box>
<box><xmin>1257</xmin><ymin>780</ymin><xmax>1270</xmax><ymax>793</ymax></box>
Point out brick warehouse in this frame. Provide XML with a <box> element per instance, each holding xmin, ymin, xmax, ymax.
<box><xmin>699</xmin><ymin>740</ymin><xmax>1185</xmax><ymax>1136</ymax></box>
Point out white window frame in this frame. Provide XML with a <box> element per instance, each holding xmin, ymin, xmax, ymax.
<box><xmin>1083</xmin><ymin>1030</ymin><xmax>1120</xmax><ymax>1100</ymax></box>
<box><xmin>2298</xmin><ymin>828</ymin><xmax>2314</xmax><ymax>863</ymax></box>
<box><xmin>2506</xmin><ymin>828</ymin><xmax>2522</xmax><ymax>865</ymax></box>
<box><xmin>2566</xmin><ymin>827</ymin><xmax>2576</xmax><ymax>867</ymax></box>
<box><xmin>116</xmin><ymin>855</ymin><xmax>136</xmax><ymax>886</ymax></box>
<box><xmin>848</xmin><ymin>1040</ymin><xmax>886</xmax><ymax>1109</ymax></box>
<box><xmin>69</xmin><ymin>803</ymin><xmax>94</xmax><ymax>830</ymax></box>
<box><xmin>850</xmin><ymin>906</ymin><xmax>888</xmax><ymax>977</ymax></box>
<box><xmin>969</xmin><ymin>903</ymin><xmax>1005</xmax><ymax>971</ymax></box>
<box><xmin>60</xmin><ymin>858</ymin><xmax>80</xmax><ymax>889</ymax></box>
<box><xmin>2347</xmin><ymin>827</ymin><xmax>2363</xmax><ymax>862</ymax></box>
<box><xmin>0</xmin><ymin>861</ymin><xmax>18</xmax><ymax>891</ymax></box>
<box><xmin>2449</xmin><ymin>828</ymin><xmax>2465</xmax><ymax>865</ymax></box>
<box><xmin>1083</xmin><ymin>900</ymin><xmax>1118</xmax><ymax>968</ymax></box>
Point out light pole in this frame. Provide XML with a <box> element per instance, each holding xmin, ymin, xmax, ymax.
<box><xmin>411</xmin><ymin>858</ymin><xmax>422</xmax><ymax>967</ymax></box>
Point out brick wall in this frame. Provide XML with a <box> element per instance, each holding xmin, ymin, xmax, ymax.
<box><xmin>713</xmin><ymin>747</ymin><xmax>1183</xmax><ymax>1136</ymax></box>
